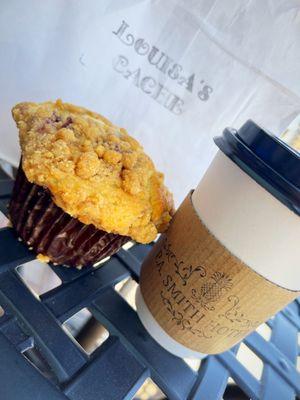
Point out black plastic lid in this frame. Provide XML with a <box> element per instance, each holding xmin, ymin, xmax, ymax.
<box><xmin>214</xmin><ymin>120</ymin><xmax>300</xmax><ymax>216</ymax></box>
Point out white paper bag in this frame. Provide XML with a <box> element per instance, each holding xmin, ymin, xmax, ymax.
<box><xmin>1</xmin><ymin>0</ymin><xmax>299</xmax><ymax>204</ymax></box>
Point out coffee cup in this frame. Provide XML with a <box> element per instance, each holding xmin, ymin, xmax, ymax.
<box><xmin>136</xmin><ymin>120</ymin><xmax>300</xmax><ymax>358</ymax></box>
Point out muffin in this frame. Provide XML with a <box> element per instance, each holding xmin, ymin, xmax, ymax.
<box><xmin>9</xmin><ymin>100</ymin><xmax>174</xmax><ymax>267</ymax></box>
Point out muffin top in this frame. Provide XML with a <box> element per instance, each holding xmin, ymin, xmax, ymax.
<box><xmin>12</xmin><ymin>100</ymin><xmax>174</xmax><ymax>243</ymax></box>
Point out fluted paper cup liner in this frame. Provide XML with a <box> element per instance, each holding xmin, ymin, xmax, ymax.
<box><xmin>9</xmin><ymin>165</ymin><xmax>129</xmax><ymax>267</ymax></box>
<box><xmin>137</xmin><ymin>152</ymin><xmax>300</xmax><ymax>358</ymax></box>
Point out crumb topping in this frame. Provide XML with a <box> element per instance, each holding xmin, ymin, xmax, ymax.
<box><xmin>12</xmin><ymin>100</ymin><xmax>174</xmax><ymax>243</ymax></box>
<box><xmin>37</xmin><ymin>253</ymin><xmax>50</xmax><ymax>263</ymax></box>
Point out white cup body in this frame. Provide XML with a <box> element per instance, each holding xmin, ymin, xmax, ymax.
<box><xmin>136</xmin><ymin>287</ymin><xmax>207</xmax><ymax>359</ymax></box>
<box><xmin>193</xmin><ymin>151</ymin><xmax>300</xmax><ymax>292</ymax></box>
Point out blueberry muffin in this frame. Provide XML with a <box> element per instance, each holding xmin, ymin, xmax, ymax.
<box><xmin>9</xmin><ymin>100</ymin><xmax>174</xmax><ymax>267</ymax></box>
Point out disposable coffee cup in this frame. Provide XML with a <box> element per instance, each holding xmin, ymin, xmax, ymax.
<box><xmin>136</xmin><ymin>120</ymin><xmax>300</xmax><ymax>358</ymax></box>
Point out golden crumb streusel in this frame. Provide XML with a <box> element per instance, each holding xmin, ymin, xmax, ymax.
<box><xmin>12</xmin><ymin>100</ymin><xmax>174</xmax><ymax>243</ymax></box>
<box><xmin>37</xmin><ymin>253</ymin><xmax>50</xmax><ymax>263</ymax></box>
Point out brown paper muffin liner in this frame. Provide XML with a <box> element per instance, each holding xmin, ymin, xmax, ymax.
<box><xmin>9</xmin><ymin>165</ymin><xmax>129</xmax><ymax>267</ymax></box>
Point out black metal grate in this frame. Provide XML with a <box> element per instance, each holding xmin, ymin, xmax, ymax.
<box><xmin>0</xmin><ymin>171</ymin><xmax>299</xmax><ymax>400</ymax></box>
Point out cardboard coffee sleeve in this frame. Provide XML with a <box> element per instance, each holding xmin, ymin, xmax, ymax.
<box><xmin>140</xmin><ymin>192</ymin><xmax>299</xmax><ymax>354</ymax></box>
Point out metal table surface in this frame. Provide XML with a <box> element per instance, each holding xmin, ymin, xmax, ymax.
<box><xmin>0</xmin><ymin>171</ymin><xmax>299</xmax><ymax>400</ymax></box>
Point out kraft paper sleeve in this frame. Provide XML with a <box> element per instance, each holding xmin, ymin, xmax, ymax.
<box><xmin>140</xmin><ymin>191</ymin><xmax>300</xmax><ymax>354</ymax></box>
